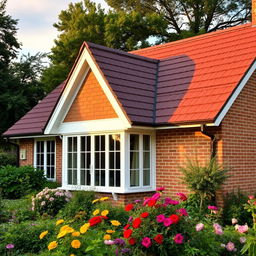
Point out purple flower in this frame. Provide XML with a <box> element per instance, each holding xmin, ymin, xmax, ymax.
<box><xmin>6</xmin><ymin>244</ymin><xmax>14</xmax><ymax>249</ymax></box>
<box><xmin>165</xmin><ymin>197</ymin><xmax>180</xmax><ymax>206</ymax></box>
<box><xmin>142</xmin><ymin>237</ymin><xmax>151</xmax><ymax>248</ymax></box>
<box><xmin>156</xmin><ymin>214</ymin><xmax>165</xmax><ymax>223</ymax></box>
<box><xmin>114</xmin><ymin>238</ymin><xmax>125</xmax><ymax>246</ymax></box>
<box><xmin>177</xmin><ymin>208</ymin><xmax>188</xmax><ymax>216</ymax></box>
<box><xmin>225</xmin><ymin>242</ymin><xmax>235</xmax><ymax>252</ymax></box>
<box><xmin>196</xmin><ymin>223</ymin><xmax>204</xmax><ymax>231</ymax></box>
<box><xmin>128</xmin><ymin>216</ymin><xmax>133</xmax><ymax>223</ymax></box>
<box><xmin>121</xmin><ymin>248</ymin><xmax>131</xmax><ymax>253</ymax></box>
<box><xmin>134</xmin><ymin>199</ymin><xmax>141</xmax><ymax>204</ymax></box>
<box><xmin>163</xmin><ymin>218</ymin><xmax>172</xmax><ymax>227</ymax></box>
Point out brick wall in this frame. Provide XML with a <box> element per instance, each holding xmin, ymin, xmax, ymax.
<box><xmin>64</xmin><ymin>70</ymin><xmax>118</xmax><ymax>122</ymax></box>
<box><xmin>221</xmin><ymin>71</ymin><xmax>256</xmax><ymax>195</ymax></box>
<box><xmin>19</xmin><ymin>138</ymin><xmax>34</xmax><ymax>166</ymax></box>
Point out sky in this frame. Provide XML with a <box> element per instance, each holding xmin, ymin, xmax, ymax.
<box><xmin>6</xmin><ymin>0</ymin><xmax>109</xmax><ymax>56</ymax></box>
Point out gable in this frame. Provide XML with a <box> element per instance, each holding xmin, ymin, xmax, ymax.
<box><xmin>64</xmin><ymin>70</ymin><xmax>118</xmax><ymax>122</ymax></box>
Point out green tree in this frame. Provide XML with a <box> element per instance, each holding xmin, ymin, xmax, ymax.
<box><xmin>106</xmin><ymin>0</ymin><xmax>251</xmax><ymax>37</ymax></box>
<box><xmin>41</xmin><ymin>0</ymin><xmax>168</xmax><ymax>92</ymax></box>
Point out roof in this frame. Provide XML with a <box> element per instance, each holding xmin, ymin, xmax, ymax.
<box><xmin>3</xmin><ymin>82</ymin><xmax>65</xmax><ymax>137</ymax></box>
<box><xmin>3</xmin><ymin>23</ymin><xmax>256</xmax><ymax>136</ymax></box>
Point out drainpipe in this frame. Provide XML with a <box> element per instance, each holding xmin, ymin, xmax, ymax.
<box><xmin>200</xmin><ymin>125</ymin><xmax>217</xmax><ymax>159</ymax></box>
<box><xmin>4</xmin><ymin>138</ymin><xmax>20</xmax><ymax>167</ymax></box>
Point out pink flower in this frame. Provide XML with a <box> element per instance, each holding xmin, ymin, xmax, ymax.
<box><xmin>156</xmin><ymin>214</ymin><xmax>165</xmax><ymax>223</ymax></box>
<box><xmin>41</xmin><ymin>201</ymin><xmax>46</xmax><ymax>206</ymax></box>
<box><xmin>236</xmin><ymin>224</ymin><xmax>249</xmax><ymax>233</ymax></box>
<box><xmin>163</xmin><ymin>218</ymin><xmax>172</xmax><ymax>227</ymax></box>
<box><xmin>174</xmin><ymin>233</ymin><xmax>184</xmax><ymax>244</ymax></box>
<box><xmin>213</xmin><ymin>223</ymin><xmax>223</xmax><ymax>235</ymax></box>
<box><xmin>176</xmin><ymin>193</ymin><xmax>187</xmax><ymax>201</ymax></box>
<box><xmin>152</xmin><ymin>193</ymin><xmax>161</xmax><ymax>201</ymax></box>
<box><xmin>196</xmin><ymin>223</ymin><xmax>204</xmax><ymax>231</ymax></box>
<box><xmin>164</xmin><ymin>198</ymin><xmax>179</xmax><ymax>206</ymax></box>
<box><xmin>176</xmin><ymin>208</ymin><xmax>188</xmax><ymax>216</ymax></box>
<box><xmin>248</xmin><ymin>195</ymin><xmax>254</xmax><ymax>200</ymax></box>
<box><xmin>49</xmin><ymin>197</ymin><xmax>54</xmax><ymax>201</ymax></box>
<box><xmin>231</xmin><ymin>218</ymin><xmax>238</xmax><ymax>225</ymax></box>
<box><xmin>156</xmin><ymin>187</ymin><xmax>165</xmax><ymax>191</ymax></box>
<box><xmin>143</xmin><ymin>198</ymin><xmax>151</xmax><ymax>206</ymax></box>
<box><xmin>142</xmin><ymin>237</ymin><xmax>151</xmax><ymax>248</ymax></box>
<box><xmin>208</xmin><ymin>205</ymin><xmax>218</xmax><ymax>211</ymax></box>
<box><xmin>225</xmin><ymin>242</ymin><xmax>235</xmax><ymax>252</ymax></box>
<box><xmin>6</xmin><ymin>244</ymin><xmax>14</xmax><ymax>249</ymax></box>
<box><xmin>104</xmin><ymin>240</ymin><xmax>115</xmax><ymax>245</ymax></box>
<box><xmin>239</xmin><ymin>237</ymin><xmax>246</xmax><ymax>244</ymax></box>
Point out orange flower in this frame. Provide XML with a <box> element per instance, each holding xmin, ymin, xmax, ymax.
<box><xmin>71</xmin><ymin>240</ymin><xmax>81</xmax><ymax>249</ymax></box>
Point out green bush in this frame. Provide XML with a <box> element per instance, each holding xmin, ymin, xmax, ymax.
<box><xmin>222</xmin><ymin>190</ymin><xmax>252</xmax><ymax>227</ymax></box>
<box><xmin>0</xmin><ymin>219</ymin><xmax>55</xmax><ymax>255</ymax></box>
<box><xmin>33</xmin><ymin>188</ymin><xmax>72</xmax><ymax>217</ymax></box>
<box><xmin>0</xmin><ymin>152</ymin><xmax>16</xmax><ymax>167</ymax></box>
<box><xmin>58</xmin><ymin>191</ymin><xmax>95</xmax><ymax>219</ymax></box>
<box><xmin>43</xmin><ymin>181</ymin><xmax>60</xmax><ymax>189</ymax></box>
<box><xmin>0</xmin><ymin>165</ymin><xmax>47</xmax><ymax>199</ymax></box>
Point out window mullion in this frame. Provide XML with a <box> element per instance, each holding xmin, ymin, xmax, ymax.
<box><xmin>77</xmin><ymin>136</ymin><xmax>81</xmax><ymax>186</ymax></box>
<box><xmin>91</xmin><ymin>135</ymin><xmax>95</xmax><ymax>187</ymax></box>
<box><xmin>44</xmin><ymin>141</ymin><xmax>47</xmax><ymax>177</ymax></box>
<box><xmin>106</xmin><ymin>135</ymin><xmax>109</xmax><ymax>189</ymax></box>
<box><xmin>139</xmin><ymin>134</ymin><xmax>143</xmax><ymax>188</ymax></box>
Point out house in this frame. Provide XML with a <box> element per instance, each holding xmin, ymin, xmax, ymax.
<box><xmin>3</xmin><ymin>15</ymin><xmax>256</xmax><ymax>204</ymax></box>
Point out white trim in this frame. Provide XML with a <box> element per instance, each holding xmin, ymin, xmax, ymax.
<box><xmin>34</xmin><ymin>138</ymin><xmax>56</xmax><ymax>181</ymax></box>
<box><xmin>59</xmin><ymin>119</ymin><xmax>127</xmax><ymax>134</ymax></box>
<box><xmin>214</xmin><ymin>60</ymin><xmax>256</xmax><ymax>126</ymax></box>
<box><xmin>9</xmin><ymin>135</ymin><xmax>58</xmax><ymax>140</ymax></box>
<box><xmin>44</xmin><ymin>46</ymin><xmax>131</xmax><ymax>135</ymax></box>
<box><xmin>156</xmin><ymin>123</ymin><xmax>215</xmax><ymax>130</ymax></box>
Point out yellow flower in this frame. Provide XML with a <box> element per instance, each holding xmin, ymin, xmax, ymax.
<box><xmin>80</xmin><ymin>223</ymin><xmax>90</xmax><ymax>234</ymax></box>
<box><xmin>39</xmin><ymin>230</ymin><xmax>48</xmax><ymax>239</ymax></box>
<box><xmin>103</xmin><ymin>234</ymin><xmax>111</xmax><ymax>240</ymax></box>
<box><xmin>56</xmin><ymin>219</ymin><xmax>64</xmax><ymax>226</ymax></box>
<box><xmin>92</xmin><ymin>199</ymin><xmax>99</xmax><ymax>204</ymax></box>
<box><xmin>48</xmin><ymin>241</ymin><xmax>58</xmax><ymax>251</ymax></box>
<box><xmin>106</xmin><ymin>230</ymin><xmax>115</xmax><ymax>234</ymax></box>
<box><xmin>70</xmin><ymin>254</ymin><xmax>75</xmax><ymax>256</ymax></box>
<box><xmin>57</xmin><ymin>230</ymin><xmax>67</xmax><ymax>239</ymax></box>
<box><xmin>111</xmin><ymin>220</ymin><xmax>121</xmax><ymax>226</ymax></box>
<box><xmin>72</xmin><ymin>231</ymin><xmax>80</xmax><ymax>237</ymax></box>
<box><xmin>93</xmin><ymin>209</ymin><xmax>100</xmax><ymax>216</ymax></box>
<box><xmin>101</xmin><ymin>210</ymin><xmax>109</xmax><ymax>216</ymax></box>
<box><xmin>99</xmin><ymin>197</ymin><xmax>109</xmax><ymax>201</ymax></box>
<box><xmin>60</xmin><ymin>225</ymin><xmax>74</xmax><ymax>233</ymax></box>
<box><xmin>71</xmin><ymin>239</ymin><xmax>81</xmax><ymax>249</ymax></box>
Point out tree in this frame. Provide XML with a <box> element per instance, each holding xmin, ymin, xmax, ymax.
<box><xmin>106</xmin><ymin>0</ymin><xmax>251</xmax><ymax>37</ymax></box>
<box><xmin>41</xmin><ymin>0</ymin><xmax>168</xmax><ymax>92</ymax></box>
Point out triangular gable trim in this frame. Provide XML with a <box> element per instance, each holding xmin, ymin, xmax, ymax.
<box><xmin>214</xmin><ymin>59</ymin><xmax>256</xmax><ymax>126</ymax></box>
<box><xmin>44</xmin><ymin>43</ymin><xmax>131</xmax><ymax>134</ymax></box>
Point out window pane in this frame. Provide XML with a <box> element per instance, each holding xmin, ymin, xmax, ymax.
<box><xmin>86</xmin><ymin>170</ymin><xmax>91</xmax><ymax>186</ymax></box>
<box><xmin>101</xmin><ymin>170</ymin><xmax>105</xmax><ymax>186</ymax></box>
<box><xmin>73</xmin><ymin>169</ymin><xmax>77</xmax><ymax>185</ymax></box>
<box><xmin>95</xmin><ymin>136</ymin><xmax>100</xmax><ymax>151</ymax></box>
<box><xmin>100</xmin><ymin>136</ymin><xmax>105</xmax><ymax>151</ymax></box>
<box><xmin>109</xmin><ymin>135</ymin><xmax>115</xmax><ymax>151</ymax></box>
<box><xmin>68</xmin><ymin>169</ymin><xmax>72</xmax><ymax>184</ymax></box>
<box><xmin>95</xmin><ymin>152</ymin><xmax>99</xmax><ymax>169</ymax></box>
<box><xmin>130</xmin><ymin>134</ymin><xmax>139</xmax><ymax>150</ymax></box>
<box><xmin>73</xmin><ymin>154</ymin><xmax>77</xmax><ymax>168</ymax></box>
<box><xmin>109</xmin><ymin>170</ymin><xmax>114</xmax><ymax>186</ymax></box>
<box><xmin>116</xmin><ymin>170</ymin><xmax>120</xmax><ymax>187</ymax></box>
<box><xmin>68</xmin><ymin>137</ymin><xmax>72</xmax><ymax>152</ymax></box>
<box><xmin>87</xmin><ymin>137</ymin><xmax>91</xmax><ymax>151</ymax></box>
<box><xmin>109</xmin><ymin>152</ymin><xmax>114</xmax><ymax>169</ymax></box>
<box><xmin>143</xmin><ymin>135</ymin><xmax>150</xmax><ymax>150</ymax></box>
<box><xmin>143</xmin><ymin>152</ymin><xmax>150</xmax><ymax>169</ymax></box>
<box><xmin>86</xmin><ymin>153</ymin><xmax>91</xmax><ymax>169</ymax></box>
<box><xmin>130</xmin><ymin>152</ymin><xmax>139</xmax><ymax>169</ymax></box>
<box><xmin>130</xmin><ymin>170</ymin><xmax>139</xmax><ymax>187</ymax></box>
<box><xmin>116</xmin><ymin>152</ymin><xmax>120</xmax><ymax>169</ymax></box>
<box><xmin>95</xmin><ymin>170</ymin><xmax>99</xmax><ymax>186</ymax></box>
<box><xmin>68</xmin><ymin>153</ymin><xmax>72</xmax><ymax>168</ymax></box>
<box><xmin>101</xmin><ymin>152</ymin><xmax>105</xmax><ymax>168</ymax></box>
<box><xmin>81</xmin><ymin>170</ymin><xmax>85</xmax><ymax>185</ymax></box>
<box><xmin>73</xmin><ymin>137</ymin><xmax>77</xmax><ymax>152</ymax></box>
<box><xmin>81</xmin><ymin>153</ymin><xmax>85</xmax><ymax>169</ymax></box>
<box><xmin>81</xmin><ymin>136</ymin><xmax>85</xmax><ymax>152</ymax></box>
<box><xmin>143</xmin><ymin>169</ymin><xmax>150</xmax><ymax>186</ymax></box>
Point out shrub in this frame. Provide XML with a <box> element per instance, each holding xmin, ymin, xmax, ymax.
<box><xmin>0</xmin><ymin>219</ymin><xmax>55</xmax><ymax>255</ymax></box>
<box><xmin>33</xmin><ymin>188</ymin><xmax>72</xmax><ymax>217</ymax></box>
<box><xmin>223</xmin><ymin>190</ymin><xmax>252</xmax><ymax>227</ymax></box>
<box><xmin>0</xmin><ymin>152</ymin><xmax>16</xmax><ymax>167</ymax></box>
<box><xmin>58</xmin><ymin>191</ymin><xmax>95</xmax><ymax>219</ymax></box>
<box><xmin>180</xmin><ymin>157</ymin><xmax>229</xmax><ymax>210</ymax></box>
<box><xmin>0</xmin><ymin>165</ymin><xmax>47</xmax><ymax>199</ymax></box>
<box><xmin>43</xmin><ymin>180</ymin><xmax>60</xmax><ymax>189</ymax></box>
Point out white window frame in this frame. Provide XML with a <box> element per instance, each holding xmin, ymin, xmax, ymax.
<box><xmin>61</xmin><ymin>130</ymin><xmax>156</xmax><ymax>193</ymax></box>
<box><xmin>34</xmin><ymin>138</ymin><xmax>56</xmax><ymax>181</ymax></box>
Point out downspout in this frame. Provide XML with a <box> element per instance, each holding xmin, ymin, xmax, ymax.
<box><xmin>4</xmin><ymin>138</ymin><xmax>20</xmax><ymax>167</ymax></box>
<box><xmin>200</xmin><ymin>124</ymin><xmax>217</xmax><ymax>159</ymax></box>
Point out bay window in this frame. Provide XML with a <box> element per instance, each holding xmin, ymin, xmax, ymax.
<box><xmin>34</xmin><ymin>139</ymin><xmax>56</xmax><ymax>180</ymax></box>
<box><xmin>63</xmin><ymin>131</ymin><xmax>154</xmax><ymax>192</ymax></box>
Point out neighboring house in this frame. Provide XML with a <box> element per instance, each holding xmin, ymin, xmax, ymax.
<box><xmin>3</xmin><ymin>20</ymin><xmax>256</xmax><ymax>205</ymax></box>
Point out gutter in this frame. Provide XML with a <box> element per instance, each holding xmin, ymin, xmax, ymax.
<box><xmin>4</xmin><ymin>138</ymin><xmax>20</xmax><ymax>167</ymax></box>
<box><xmin>200</xmin><ymin>124</ymin><xmax>217</xmax><ymax>158</ymax></box>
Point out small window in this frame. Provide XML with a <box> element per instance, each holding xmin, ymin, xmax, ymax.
<box><xmin>35</xmin><ymin>140</ymin><xmax>56</xmax><ymax>180</ymax></box>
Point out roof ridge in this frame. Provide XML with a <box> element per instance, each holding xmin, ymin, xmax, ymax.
<box><xmin>86</xmin><ymin>41</ymin><xmax>159</xmax><ymax>63</ymax></box>
<box><xmin>131</xmin><ymin>23</ymin><xmax>252</xmax><ymax>55</ymax></box>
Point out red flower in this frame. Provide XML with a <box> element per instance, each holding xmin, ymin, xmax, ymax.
<box><xmin>132</xmin><ymin>217</ymin><xmax>142</xmax><ymax>229</ymax></box>
<box><xmin>125</xmin><ymin>204</ymin><xmax>134</xmax><ymax>211</ymax></box>
<box><xmin>176</xmin><ymin>193</ymin><xmax>187</xmax><ymax>201</ymax></box>
<box><xmin>169</xmin><ymin>214</ymin><xmax>180</xmax><ymax>224</ymax></box>
<box><xmin>89</xmin><ymin>216</ymin><xmax>102</xmax><ymax>226</ymax></box>
<box><xmin>154</xmin><ymin>234</ymin><xmax>164</xmax><ymax>244</ymax></box>
<box><xmin>140</xmin><ymin>212</ymin><xmax>149</xmax><ymax>218</ymax></box>
<box><xmin>147</xmin><ymin>199</ymin><xmax>156</xmax><ymax>207</ymax></box>
<box><xmin>101</xmin><ymin>216</ymin><xmax>108</xmax><ymax>220</ymax></box>
<box><xmin>123</xmin><ymin>224</ymin><xmax>130</xmax><ymax>230</ymax></box>
<box><xmin>123</xmin><ymin>229</ymin><xmax>133</xmax><ymax>239</ymax></box>
<box><xmin>128</xmin><ymin>238</ymin><xmax>136</xmax><ymax>245</ymax></box>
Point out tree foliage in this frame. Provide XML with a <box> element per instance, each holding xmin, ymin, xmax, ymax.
<box><xmin>41</xmin><ymin>0</ymin><xmax>168</xmax><ymax>92</ymax></box>
<box><xmin>106</xmin><ymin>0</ymin><xmax>251</xmax><ymax>37</ymax></box>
